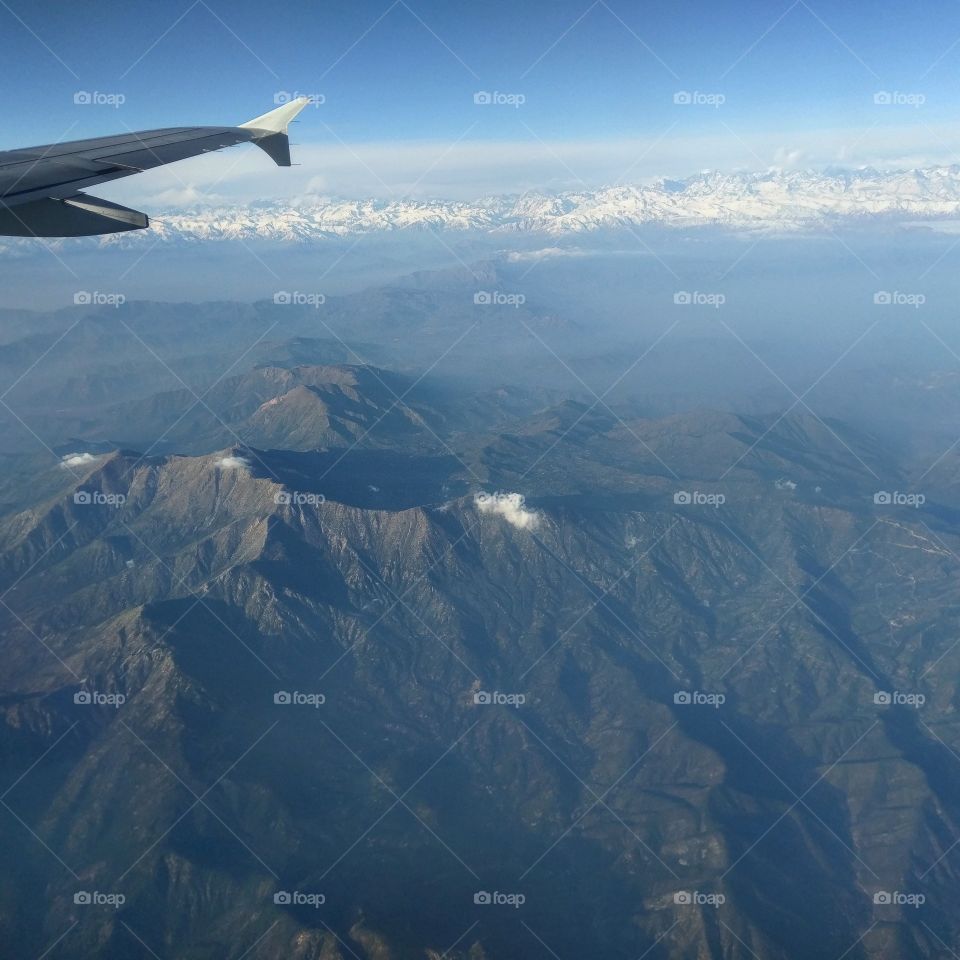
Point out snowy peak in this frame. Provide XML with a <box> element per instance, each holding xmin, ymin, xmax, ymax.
<box><xmin>105</xmin><ymin>165</ymin><xmax>960</xmax><ymax>245</ymax></box>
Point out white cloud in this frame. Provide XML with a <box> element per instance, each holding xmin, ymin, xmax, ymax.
<box><xmin>503</xmin><ymin>247</ymin><xmax>586</xmax><ymax>262</ymax></box>
<box><xmin>474</xmin><ymin>491</ymin><xmax>540</xmax><ymax>530</ymax></box>
<box><xmin>150</xmin><ymin>185</ymin><xmax>228</xmax><ymax>207</ymax></box>
<box><xmin>59</xmin><ymin>452</ymin><xmax>99</xmax><ymax>469</ymax></box>
<box><xmin>95</xmin><ymin>120</ymin><xmax>960</xmax><ymax>207</ymax></box>
<box><xmin>772</xmin><ymin>146</ymin><xmax>806</xmax><ymax>169</ymax></box>
<box><xmin>215</xmin><ymin>455</ymin><xmax>251</xmax><ymax>472</ymax></box>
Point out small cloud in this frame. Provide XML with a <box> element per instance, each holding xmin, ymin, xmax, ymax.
<box><xmin>303</xmin><ymin>175</ymin><xmax>330</xmax><ymax>195</ymax></box>
<box><xmin>153</xmin><ymin>185</ymin><xmax>227</xmax><ymax>208</ymax></box>
<box><xmin>772</xmin><ymin>147</ymin><xmax>805</xmax><ymax>169</ymax></box>
<box><xmin>59</xmin><ymin>452</ymin><xmax>99</xmax><ymax>469</ymax></box>
<box><xmin>474</xmin><ymin>491</ymin><xmax>540</xmax><ymax>530</ymax></box>
<box><xmin>215</xmin><ymin>455</ymin><xmax>251</xmax><ymax>472</ymax></box>
<box><xmin>503</xmin><ymin>246</ymin><xmax>585</xmax><ymax>263</ymax></box>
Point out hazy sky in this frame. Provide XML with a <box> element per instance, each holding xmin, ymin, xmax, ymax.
<box><xmin>4</xmin><ymin>0</ymin><xmax>960</xmax><ymax>200</ymax></box>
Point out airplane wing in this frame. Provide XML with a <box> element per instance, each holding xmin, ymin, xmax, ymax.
<box><xmin>0</xmin><ymin>97</ymin><xmax>310</xmax><ymax>238</ymax></box>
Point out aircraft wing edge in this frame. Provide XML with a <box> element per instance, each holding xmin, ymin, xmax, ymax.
<box><xmin>0</xmin><ymin>99</ymin><xmax>311</xmax><ymax>236</ymax></box>
<box><xmin>0</xmin><ymin>193</ymin><xmax>148</xmax><ymax>237</ymax></box>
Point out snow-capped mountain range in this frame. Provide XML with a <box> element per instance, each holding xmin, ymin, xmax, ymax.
<box><xmin>80</xmin><ymin>165</ymin><xmax>960</xmax><ymax>245</ymax></box>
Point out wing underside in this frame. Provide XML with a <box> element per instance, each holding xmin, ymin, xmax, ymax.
<box><xmin>0</xmin><ymin>193</ymin><xmax>149</xmax><ymax>237</ymax></box>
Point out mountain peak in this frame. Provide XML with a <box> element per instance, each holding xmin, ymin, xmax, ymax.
<box><xmin>73</xmin><ymin>164</ymin><xmax>960</xmax><ymax>248</ymax></box>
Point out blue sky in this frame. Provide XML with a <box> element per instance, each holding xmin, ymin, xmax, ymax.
<box><xmin>4</xmin><ymin>0</ymin><xmax>960</xmax><ymax>198</ymax></box>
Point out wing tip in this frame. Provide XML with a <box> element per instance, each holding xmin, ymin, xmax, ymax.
<box><xmin>238</xmin><ymin>97</ymin><xmax>311</xmax><ymax>135</ymax></box>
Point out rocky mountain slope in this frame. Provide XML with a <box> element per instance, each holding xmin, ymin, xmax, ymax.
<box><xmin>3</xmin><ymin>375</ymin><xmax>960</xmax><ymax>959</ymax></box>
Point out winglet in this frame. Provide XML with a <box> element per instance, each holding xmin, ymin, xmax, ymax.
<box><xmin>239</xmin><ymin>97</ymin><xmax>311</xmax><ymax>134</ymax></box>
<box><xmin>238</xmin><ymin>97</ymin><xmax>309</xmax><ymax>167</ymax></box>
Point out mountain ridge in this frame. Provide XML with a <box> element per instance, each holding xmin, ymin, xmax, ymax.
<box><xmin>79</xmin><ymin>165</ymin><xmax>960</xmax><ymax>246</ymax></box>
